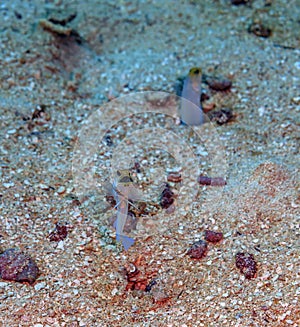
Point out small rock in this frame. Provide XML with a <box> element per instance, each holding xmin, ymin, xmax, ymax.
<box><xmin>198</xmin><ymin>176</ymin><xmax>227</xmax><ymax>186</ymax></box>
<box><xmin>34</xmin><ymin>282</ymin><xmax>46</xmax><ymax>291</ymax></box>
<box><xmin>204</xmin><ymin>230</ymin><xmax>223</xmax><ymax>243</ymax></box>
<box><xmin>7</xmin><ymin>129</ymin><xmax>17</xmax><ymax>135</ymax></box>
<box><xmin>3</xmin><ymin>182</ymin><xmax>15</xmax><ymax>188</ymax></box>
<box><xmin>0</xmin><ymin>248</ymin><xmax>39</xmax><ymax>284</ymax></box>
<box><xmin>209</xmin><ymin>108</ymin><xmax>233</xmax><ymax>125</ymax></box>
<box><xmin>56</xmin><ymin>186</ymin><xmax>66</xmax><ymax>194</ymax></box>
<box><xmin>49</xmin><ymin>223</ymin><xmax>68</xmax><ymax>242</ymax></box>
<box><xmin>187</xmin><ymin>240</ymin><xmax>208</xmax><ymax>259</ymax></box>
<box><xmin>160</xmin><ymin>183</ymin><xmax>175</xmax><ymax>209</ymax></box>
<box><xmin>167</xmin><ymin>172</ymin><xmax>182</xmax><ymax>183</ymax></box>
<box><xmin>204</xmin><ymin>75</ymin><xmax>232</xmax><ymax>91</ymax></box>
<box><xmin>235</xmin><ymin>252</ymin><xmax>257</xmax><ymax>279</ymax></box>
<box><xmin>39</xmin><ymin>184</ymin><xmax>50</xmax><ymax>190</ymax></box>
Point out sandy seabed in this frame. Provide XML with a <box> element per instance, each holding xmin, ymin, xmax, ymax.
<box><xmin>0</xmin><ymin>0</ymin><xmax>299</xmax><ymax>326</ymax></box>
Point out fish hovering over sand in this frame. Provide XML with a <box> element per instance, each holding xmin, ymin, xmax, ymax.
<box><xmin>112</xmin><ymin>169</ymin><xmax>143</xmax><ymax>250</ymax></box>
<box><xmin>180</xmin><ymin>67</ymin><xmax>204</xmax><ymax>125</ymax></box>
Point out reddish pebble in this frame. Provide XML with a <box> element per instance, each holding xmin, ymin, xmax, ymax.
<box><xmin>187</xmin><ymin>240</ymin><xmax>208</xmax><ymax>259</ymax></box>
<box><xmin>167</xmin><ymin>172</ymin><xmax>182</xmax><ymax>183</ymax></box>
<box><xmin>204</xmin><ymin>230</ymin><xmax>223</xmax><ymax>243</ymax></box>
<box><xmin>235</xmin><ymin>252</ymin><xmax>257</xmax><ymax>279</ymax></box>
<box><xmin>49</xmin><ymin>222</ymin><xmax>68</xmax><ymax>242</ymax></box>
<box><xmin>206</xmin><ymin>76</ymin><xmax>232</xmax><ymax>91</ymax></box>
<box><xmin>160</xmin><ymin>183</ymin><xmax>175</xmax><ymax>209</ymax></box>
<box><xmin>198</xmin><ymin>176</ymin><xmax>226</xmax><ymax>186</ymax></box>
<box><xmin>0</xmin><ymin>248</ymin><xmax>39</xmax><ymax>284</ymax></box>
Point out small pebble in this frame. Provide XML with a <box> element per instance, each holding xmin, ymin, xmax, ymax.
<box><xmin>39</xmin><ymin>184</ymin><xmax>50</xmax><ymax>190</ymax></box>
<box><xmin>209</xmin><ymin>108</ymin><xmax>233</xmax><ymax>125</ymax></box>
<box><xmin>205</xmin><ymin>76</ymin><xmax>232</xmax><ymax>91</ymax></box>
<box><xmin>160</xmin><ymin>183</ymin><xmax>175</xmax><ymax>209</ymax></box>
<box><xmin>49</xmin><ymin>223</ymin><xmax>68</xmax><ymax>242</ymax></box>
<box><xmin>34</xmin><ymin>282</ymin><xmax>46</xmax><ymax>291</ymax></box>
<box><xmin>198</xmin><ymin>176</ymin><xmax>227</xmax><ymax>186</ymax></box>
<box><xmin>56</xmin><ymin>186</ymin><xmax>66</xmax><ymax>194</ymax></box>
<box><xmin>7</xmin><ymin>129</ymin><xmax>17</xmax><ymax>135</ymax></box>
<box><xmin>204</xmin><ymin>230</ymin><xmax>223</xmax><ymax>243</ymax></box>
<box><xmin>235</xmin><ymin>252</ymin><xmax>258</xmax><ymax>279</ymax></box>
<box><xmin>3</xmin><ymin>182</ymin><xmax>15</xmax><ymax>188</ymax></box>
<box><xmin>0</xmin><ymin>248</ymin><xmax>39</xmax><ymax>284</ymax></box>
<box><xmin>187</xmin><ymin>240</ymin><xmax>208</xmax><ymax>259</ymax></box>
<box><xmin>167</xmin><ymin>172</ymin><xmax>182</xmax><ymax>183</ymax></box>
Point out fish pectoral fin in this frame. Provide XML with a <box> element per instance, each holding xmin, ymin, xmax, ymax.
<box><xmin>116</xmin><ymin>234</ymin><xmax>135</xmax><ymax>251</ymax></box>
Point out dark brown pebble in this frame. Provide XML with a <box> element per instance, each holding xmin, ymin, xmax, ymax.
<box><xmin>205</xmin><ymin>76</ymin><xmax>232</xmax><ymax>91</ymax></box>
<box><xmin>187</xmin><ymin>240</ymin><xmax>208</xmax><ymax>259</ymax></box>
<box><xmin>167</xmin><ymin>172</ymin><xmax>182</xmax><ymax>183</ymax></box>
<box><xmin>198</xmin><ymin>176</ymin><xmax>227</xmax><ymax>186</ymax></box>
<box><xmin>0</xmin><ymin>248</ymin><xmax>39</xmax><ymax>284</ymax></box>
<box><xmin>49</xmin><ymin>222</ymin><xmax>68</xmax><ymax>242</ymax></box>
<box><xmin>160</xmin><ymin>196</ymin><xmax>174</xmax><ymax>209</ymax></box>
<box><xmin>204</xmin><ymin>230</ymin><xmax>223</xmax><ymax>243</ymax></box>
<box><xmin>160</xmin><ymin>183</ymin><xmax>175</xmax><ymax>209</ymax></box>
<box><xmin>209</xmin><ymin>108</ymin><xmax>233</xmax><ymax>125</ymax></box>
<box><xmin>235</xmin><ymin>252</ymin><xmax>257</xmax><ymax>279</ymax></box>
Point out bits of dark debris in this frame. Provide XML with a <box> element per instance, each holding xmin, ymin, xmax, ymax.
<box><xmin>187</xmin><ymin>240</ymin><xmax>208</xmax><ymax>260</ymax></box>
<box><xmin>248</xmin><ymin>21</ymin><xmax>272</xmax><ymax>38</ymax></box>
<box><xmin>104</xmin><ymin>134</ymin><xmax>113</xmax><ymax>147</ymax></box>
<box><xmin>124</xmin><ymin>257</ymin><xmax>158</xmax><ymax>292</ymax></box>
<box><xmin>209</xmin><ymin>108</ymin><xmax>233</xmax><ymax>125</ymax></box>
<box><xmin>145</xmin><ymin>279</ymin><xmax>157</xmax><ymax>292</ymax></box>
<box><xmin>231</xmin><ymin>0</ymin><xmax>251</xmax><ymax>5</ymax></box>
<box><xmin>48</xmin><ymin>13</ymin><xmax>77</xmax><ymax>26</ymax></box>
<box><xmin>204</xmin><ymin>230</ymin><xmax>224</xmax><ymax>243</ymax></box>
<box><xmin>0</xmin><ymin>248</ymin><xmax>39</xmax><ymax>284</ymax></box>
<box><xmin>32</xmin><ymin>104</ymin><xmax>47</xmax><ymax>120</ymax></box>
<box><xmin>14</xmin><ymin>11</ymin><xmax>22</xmax><ymax>19</ymax></box>
<box><xmin>39</xmin><ymin>18</ymin><xmax>83</xmax><ymax>44</ymax></box>
<box><xmin>235</xmin><ymin>252</ymin><xmax>258</xmax><ymax>279</ymax></box>
<box><xmin>49</xmin><ymin>222</ymin><xmax>69</xmax><ymax>242</ymax></box>
<box><xmin>133</xmin><ymin>160</ymin><xmax>141</xmax><ymax>173</ymax></box>
<box><xmin>198</xmin><ymin>176</ymin><xmax>227</xmax><ymax>186</ymax></box>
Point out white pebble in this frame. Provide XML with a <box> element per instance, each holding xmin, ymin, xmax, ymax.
<box><xmin>3</xmin><ymin>182</ymin><xmax>14</xmax><ymax>188</ymax></box>
<box><xmin>57</xmin><ymin>186</ymin><xmax>65</xmax><ymax>194</ymax></box>
<box><xmin>7</xmin><ymin>129</ymin><xmax>16</xmax><ymax>135</ymax></box>
<box><xmin>34</xmin><ymin>282</ymin><xmax>46</xmax><ymax>291</ymax></box>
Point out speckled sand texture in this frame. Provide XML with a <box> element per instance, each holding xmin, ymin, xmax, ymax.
<box><xmin>0</xmin><ymin>0</ymin><xmax>299</xmax><ymax>326</ymax></box>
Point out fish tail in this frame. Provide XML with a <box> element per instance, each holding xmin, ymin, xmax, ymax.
<box><xmin>116</xmin><ymin>234</ymin><xmax>135</xmax><ymax>251</ymax></box>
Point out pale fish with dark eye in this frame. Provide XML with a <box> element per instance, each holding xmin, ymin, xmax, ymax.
<box><xmin>112</xmin><ymin>169</ymin><xmax>143</xmax><ymax>250</ymax></box>
<box><xmin>180</xmin><ymin>67</ymin><xmax>204</xmax><ymax>125</ymax></box>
